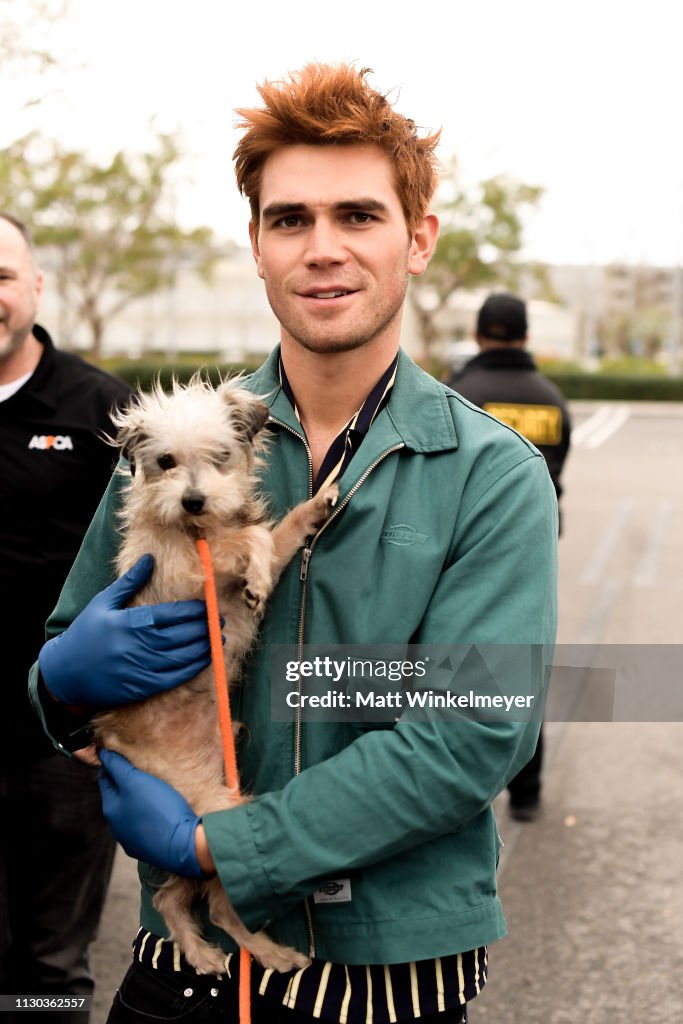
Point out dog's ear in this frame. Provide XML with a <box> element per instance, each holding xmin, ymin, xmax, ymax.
<box><xmin>117</xmin><ymin>429</ymin><xmax>147</xmax><ymax>476</ymax></box>
<box><xmin>121</xmin><ymin>433</ymin><xmax>148</xmax><ymax>476</ymax></box>
<box><xmin>113</xmin><ymin>406</ymin><xmax>149</xmax><ymax>476</ymax></box>
<box><xmin>221</xmin><ymin>385</ymin><xmax>270</xmax><ymax>443</ymax></box>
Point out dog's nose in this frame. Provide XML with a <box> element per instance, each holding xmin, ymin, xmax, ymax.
<box><xmin>182</xmin><ymin>492</ymin><xmax>205</xmax><ymax>516</ymax></box>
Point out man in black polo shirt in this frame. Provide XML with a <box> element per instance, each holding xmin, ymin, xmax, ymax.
<box><xmin>449</xmin><ymin>293</ymin><xmax>571</xmax><ymax>821</ymax></box>
<box><xmin>0</xmin><ymin>213</ymin><xmax>131</xmax><ymax>1019</ymax></box>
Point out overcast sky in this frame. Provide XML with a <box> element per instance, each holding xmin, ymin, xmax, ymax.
<box><xmin>7</xmin><ymin>0</ymin><xmax>683</xmax><ymax>266</ymax></box>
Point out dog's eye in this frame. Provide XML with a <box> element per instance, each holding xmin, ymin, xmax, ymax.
<box><xmin>157</xmin><ymin>454</ymin><xmax>176</xmax><ymax>471</ymax></box>
<box><xmin>211</xmin><ymin>448</ymin><xmax>231</xmax><ymax>466</ymax></box>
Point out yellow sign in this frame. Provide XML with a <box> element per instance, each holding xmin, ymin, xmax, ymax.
<box><xmin>483</xmin><ymin>403</ymin><xmax>563</xmax><ymax>445</ymax></box>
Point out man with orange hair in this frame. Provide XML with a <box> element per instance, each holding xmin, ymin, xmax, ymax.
<box><xmin>31</xmin><ymin>65</ymin><xmax>557</xmax><ymax>1023</ymax></box>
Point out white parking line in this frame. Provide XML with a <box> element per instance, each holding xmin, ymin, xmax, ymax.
<box><xmin>571</xmin><ymin>406</ymin><xmax>614</xmax><ymax>446</ymax></box>
<box><xmin>579</xmin><ymin>499</ymin><xmax>636</xmax><ymax>586</ymax></box>
<box><xmin>632</xmin><ymin>500</ymin><xmax>675</xmax><ymax>587</ymax></box>
<box><xmin>573</xmin><ymin>405</ymin><xmax>631</xmax><ymax>449</ymax></box>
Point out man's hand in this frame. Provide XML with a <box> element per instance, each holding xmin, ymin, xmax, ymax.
<box><xmin>98</xmin><ymin>749</ymin><xmax>214</xmax><ymax>878</ymax></box>
<box><xmin>39</xmin><ymin>554</ymin><xmax>212</xmax><ymax>707</ymax></box>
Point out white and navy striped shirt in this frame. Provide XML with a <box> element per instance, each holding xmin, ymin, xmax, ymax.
<box><xmin>132</xmin><ymin>929</ymin><xmax>484</xmax><ymax>1022</ymax></box>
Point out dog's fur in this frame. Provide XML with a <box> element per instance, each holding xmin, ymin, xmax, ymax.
<box><xmin>92</xmin><ymin>376</ymin><xmax>337</xmax><ymax>975</ymax></box>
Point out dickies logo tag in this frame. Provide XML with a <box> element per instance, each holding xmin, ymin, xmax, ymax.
<box><xmin>312</xmin><ymin>879</ymin><xmax>352</xmax><ymax>904</ymax></box>
<box><xmin>382</xmin><ymin>523</ymin><xmax>428</xmax><ymax>547</ymax></box>
<box><xmin>28</xmin><ymin>434</ymin><xmax>74</xmax><ymax>451</ymax></box>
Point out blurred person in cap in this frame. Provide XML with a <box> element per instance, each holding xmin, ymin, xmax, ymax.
<box><xmin>449</xmin><ymin>292</ymin><xmax>571</xmax><ymax>822</ymax></box>
<box><xmin>0</xmin><ymin>212</ymin><xmax>131</xmax><ymax>1020</ymax></box>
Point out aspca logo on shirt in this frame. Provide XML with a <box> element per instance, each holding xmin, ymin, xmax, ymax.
<box><xmin>28</xmin><ymin>434</ymin><xmax>74</xmax><ymax>451</ymax></box>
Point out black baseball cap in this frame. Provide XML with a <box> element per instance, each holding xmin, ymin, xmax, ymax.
<box><xmin>476</xmin><ymin>293</ymin><xmax>528</xmax><ymax>342</ymax></box>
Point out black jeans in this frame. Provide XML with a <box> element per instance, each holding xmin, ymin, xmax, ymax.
<box><xmin>0</xmin><ymin>755</ymin><xmax>116</xmax><ymax>1024</ymax></box>
<box><xmin>508</xmin><ymin>726</ymin><xmax>544</xmax><ymax>806</ymax></box>
<box><xmin>106</xmin><ymin>962</ymin><xmax>469</xmax><ymax>1023</ymax></box>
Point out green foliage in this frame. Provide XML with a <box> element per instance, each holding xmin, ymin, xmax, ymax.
<box><xmin>545</xmin><ymin>371</ymin><xmax>683</xmax><ymax>401</ymax></box>
<box><xmin>600</xmin><ymin>306</ymin><xmax>671</xmax><ymax>360</ymax></box>
<box><xmin>0</xmin><ymin>131</ymin><xmax>218</xmax><ymax>358</ymax></box>
<box><xmin>410</xmin><ymin>156</ymin><xmax>547</xmax><ymax>358</ymax></box>
<box><xmin>597</xmin><ymin>357</ymin><xmax>667</xmax><ymax>377</ymax></box>
<box><xmin>0</xmin><ymin>0</ymin><xmax>64</xmax><ymax>78</ymax></box>
<box><xmin>535</xmin><ymin>356</ymin><xmax>586</xmax><ymax>374</ymax></box>
<box><xmin>103</xmin><ymin>359</ymin><xmax>264</xmax><ymax>392</ymax></box>
<box><xmin>101</xmin><ymin>356</ymin><xmax>683</xmax><ymax>402</ymax></box>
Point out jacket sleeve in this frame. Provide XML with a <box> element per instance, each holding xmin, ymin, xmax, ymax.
<box><xmin>203</xmin><ymin>453</ymin><xmax>558</xmax><ymax>931</ymax></box>
<box><xmin>27</xmin><ymin>469</ymin><xmax>126</xmax><ymax>754</ymax></box>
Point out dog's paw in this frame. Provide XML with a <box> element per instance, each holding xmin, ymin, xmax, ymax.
<box><xmin>183</xmin><ymin>943</ymin><xmax>231</xmax><ymax>977</ymax></box>
<box><xmin>248</xmin><ymin>936</ymin><xmax>311</xmax><ymax>973</ymax></box>
<box><xmin>240</xmin><ymin>579</ymin><xmax>264</xmax><ymax>614</ymax></box>
<box><xmin>318</xmin><ymin>482</ymin><xmax>339</xmax><ymax>515</ymax></box>
<box><xmin>304</xmin><ymin>482</ymin><xmax>339</xmax><ymax>533</ymax></box>
<box><xmin>197</xmin><ymin>954</ymin><xmax>232</xmax><ymax>976</ymax></box>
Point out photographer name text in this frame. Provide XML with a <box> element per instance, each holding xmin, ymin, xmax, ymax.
<box><xmin>285</xmin><ymin>690</ymin><xmax>535</xmax><ymax>711</ymax></box>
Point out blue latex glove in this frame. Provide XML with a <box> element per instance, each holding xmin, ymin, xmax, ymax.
<box><xmin>98</xmin><ymin>749</ymin><xmax>205</xmax><ymax>878</ymax></box>
<box><xmin>39</xmin><ymin>554</ymin><xmax>212</xmax><ymax>707</ymax></box>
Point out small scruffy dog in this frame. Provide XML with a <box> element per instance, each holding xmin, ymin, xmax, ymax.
<box><xmin>93</xmin><ymin>375</ymin><xmax>337</xmax><ymax>975</ymax></box>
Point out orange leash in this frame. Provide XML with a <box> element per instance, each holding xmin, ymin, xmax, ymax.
<box><xmin>196</xmin><ymin>537</ymin><xmax>252</xmax><ymax>1024</ymax></box>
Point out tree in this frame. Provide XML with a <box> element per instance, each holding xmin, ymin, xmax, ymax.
<box><xmin>0</xmin><ymin>132</ymin><xmax>218</xmax><ymax>359</ymax></box>
<box><xmin>598</xmin><ymin>265</ymin><xmax>676</xmax><ymax>360</ymax></box>
<box><xmin>1</xmin><ymin>0</ymin><xmax>70</xmax><ymax>112</ymax></box>
<box><xmin>410</xmin><ymin>156</ymin><xmax>547</xmax><ymax>365</ymax></box>
<box><xmin>599</xmin><ymin>306</ymin><xmax>670</xmax><ymax>361</ymax></box>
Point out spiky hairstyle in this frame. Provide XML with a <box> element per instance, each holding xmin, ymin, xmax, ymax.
<box><xmin>233</xmin><ymin>63</ymin><xmax>441</xmax><ymax>237</ymax></box>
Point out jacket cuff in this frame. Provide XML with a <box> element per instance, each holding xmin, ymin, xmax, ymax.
<box><xmin>27</xmin><ymin>665</ymin><xmax>94</xmax><ymax>757</ymax></box>
<box><xmin>202</xmin><ymin>801</ymin><xmax>286</xmax><ymax>932</ymax></box>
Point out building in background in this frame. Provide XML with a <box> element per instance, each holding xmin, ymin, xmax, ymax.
<box><xmin>36</xmin><ymin>246</ymin><xmax>682</xmax><ymax>372</ymax></box>
<box><xmin>549</xmin><ymin>264</ymin><xmax>679</xmax><ymax>366</ymax></box>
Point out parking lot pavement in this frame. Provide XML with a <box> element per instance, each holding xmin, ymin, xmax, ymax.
<box><xmin>89</xmin><ymin>850</ymin><xmax>138</xmax><ymax>1023</ymax></box>
<box><xmin>88</xmin><ymin>401</ymin><xmax>683</xmax><ymax>1023</ymax></box>
<box><xmin>477</xmin><ymin>721</ymin><xmax>683</xmax><ymax>1023</ymax></box>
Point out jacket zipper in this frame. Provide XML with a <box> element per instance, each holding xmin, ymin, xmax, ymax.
<box><xmin>271</xmin><ymin>416</ymin><xmax>405</xmax><ymax>958</ymax></box>
<box><xmin>267</xmin><ymin>418</ymin><xmax>315</xmax><ymax>766</ymax></box>
<box><xmin>294</xmin><ymin>441</ymin><xmax>405</xmax><ymax>768</ymax></box>
<box><xmin>294</xmin><ymin>441</ymin><xmax>404</xmax><ymax>958</ymax></box>
<box><xmin>269</xmin><ymin>416</ymin><xmax>318</xmax><ymax>955</ymax></box>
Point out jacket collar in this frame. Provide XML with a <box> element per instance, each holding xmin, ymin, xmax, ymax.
<box><xmin>1</xmin><ymin>325</ymin><xmax>58</xmax><ymax>414</ymax></box>
<box><xmin>466</xmin><ymin>347</ymin><xmax>537</xmax><ymax>371</ymax></box>
<box><xmin>248</xmin><ymin>345</ymin><xmax>459</xmax><ymax>456</ymax></box>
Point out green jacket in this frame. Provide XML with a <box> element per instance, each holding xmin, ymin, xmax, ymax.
<box><xmin>30</xmin><ymin>347</ymin><xmax>557</xmax><ymax>964</ymax></box>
